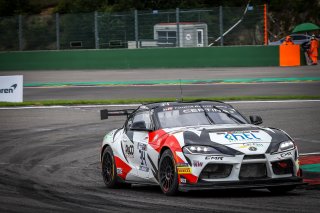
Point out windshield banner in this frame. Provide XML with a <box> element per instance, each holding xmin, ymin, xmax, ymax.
<box><xmin>162</xmin><ymin>105</ymin><xmax>235</xmax><ymax>114</ymax></box>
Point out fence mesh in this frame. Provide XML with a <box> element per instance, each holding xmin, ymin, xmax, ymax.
<box><xmin>23</xmin><ymin>14</ymin><xmax>56</xmax><ymax>50</ymax></box>
<box><xmin>60</xmin><ymin>13</ymin><xmax>95</xmax><ymax>49</ymax></box>
<box><xmin>0</xmin><ymin>5</ymin><xmax>265</xmax><ymax>51</ymax></box>
<box><xmin>98</xmin><ymin>11</ymin><xmax>135</xmax><ymax>49</ymax></box>
<box><xmin>0</xmin><ymin>16</ymin><xmax>19</xmax><ymax>51</ymax></box>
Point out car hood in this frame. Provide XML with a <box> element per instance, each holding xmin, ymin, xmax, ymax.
<box><xmin>165</xmin><ymin>124</ymin><xmax>291</xmax><ymax>155</ymax></box>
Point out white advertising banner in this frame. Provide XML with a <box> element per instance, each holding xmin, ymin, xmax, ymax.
<box><xmin>0</xmin><ymin>75</ymin><xmax>23</xmax><ymax>102</ymax></box>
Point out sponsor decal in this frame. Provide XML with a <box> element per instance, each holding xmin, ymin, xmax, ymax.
<box><xmin>125</xmin><ymin>145</ymin><xmax>134</xmax><ymax>157</ymax></box>
<box><xmin>183</xmin><ymin>108</ymin><xmax>229</xmax><ymax>114</ymax></box>
<box><xmin>0</xmin><ymin>84</ymin><xmax>17</xmax><ymax>94</ymax></box>
<box><xmin>163</xmin><ymin>107</ymin><xmax>173</xmax><ymax>111</ymax></box>
<box><xmin>177</xmin><ymin>167</ymin><xmax>192</xmax><ymax>174</ymax></box>
<box><xmin>176</xmin><ymin>163</ymin><xmax>189</xmax><ymax>167</ymax></box>
<box><xmin>280</xmin><ymin>152</ymin><xmax>292</xmax><ymax>158</ymax></box>
<box><xmin>137</xmin><ymin>142</ymin><xmax>147</xmax><ymax>151</ymax></box>
<box><xmin>162</xmin><ymin>105</ymin><xmax>236</xmax><ymax>114</ymax></box>
<box><xmin>185</xmin><ymin>33</ymin><xmax>192</xmax><ymax>40</ymax></box>
<box><xmin>224</xmin><ymin>131</ymin><xmax>261</xmax><ymax>142</ymax></box>
<box><xmin>117</xmin><ymin>168</ymin><xmax>123</xmax><ymax>175</ymax></box>
<box><xmin>139</xmin><ymin>165</ymin><xmax>149</xmax><ymax>172</ymax></box>
<box><xmin>161</xmin><ymin>103</ymin><xmax>170</xmax><ymax>106</ymax></box>
<box><xmin>193</xmin><ymin>160</ymin><xmax>203</xmax><ymax>167</ymax></box>
<box><xmin>139</xmin><ymin>149</ymin><xmax>147</xmax><ymax>168</ymax></box>
<box><xmin>248</xmin><ymin>147</ymin><xmax>257</xmax><ymax>151</ymax></box>
<box><xmin>180</xmin><ymin>177</ymin><xmax>187</xmax><ymax>183</ymax></box>
<box><xmin>205</xmin><ymin>156</ymin><xmax>224</xmax><ymax>161</ymax></box>
<box><xmin>0</xmin><ymin>75</ymin><xmax>23</xmax><ymax>102</ymax></box>
<box><xmin>239</xmin><ymin>143</ymin><xmax>263</xmax><ymax>148</ymax></box>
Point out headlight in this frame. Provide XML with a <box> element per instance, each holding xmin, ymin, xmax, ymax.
<box><xmin>277</xmin><ymin>141</ymin><xmax>295</xmax><ymax>152</ymax></box>
<box><xmin>183</xmin><ymin>145</ymin><xmax>222</xmax><ymax>155</ymax></box>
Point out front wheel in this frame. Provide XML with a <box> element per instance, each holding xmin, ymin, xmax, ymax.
<box><xmin>158</xmin><ymin>149</ymin><xmax>179</xmax><ymax>196</ymax></box>
<box><xmin>101</xmin><ymin>146</ymin><xmax>119</xmax><ymax>188</ymax></box>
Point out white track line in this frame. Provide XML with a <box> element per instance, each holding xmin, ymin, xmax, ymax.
<box><xmin>228</xmin><ymin>100</ymin><xmax>320</xmax><ymax>104</ymax></box>
<box><xmin>1</xmin><ymin>100</ymin><xmax>320</xmax><ymax>110</ymax></box>
<box><xmin>0</xmin><ymin>104</ymin><xmax>140</xmax><ymax>110</ymax></box>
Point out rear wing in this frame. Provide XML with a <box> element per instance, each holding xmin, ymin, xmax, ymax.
<box><xmin>100</xmin><ymin>109</ymin><xmax>135</xmax><ymax>120</ymax></box>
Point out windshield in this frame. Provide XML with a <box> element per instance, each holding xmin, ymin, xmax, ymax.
<box><xmin>156</xmin><ymin>104</ymin><xmax>248</xmax><ymax>128</ymax></box>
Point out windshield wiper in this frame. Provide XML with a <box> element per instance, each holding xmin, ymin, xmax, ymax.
<box><xmin>199</xmin><ymin>104</ymin><xmax>215</xmax><ymax>124</ymax></box>
<box><xmin>211</xmin><ymin>105</ymin><xmax>245</xmax><ymax>124</ymax></box>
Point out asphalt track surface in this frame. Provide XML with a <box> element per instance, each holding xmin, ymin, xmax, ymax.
<box><xmin>24</xmin><ymin>82</ymin><xmax>320</xmax><ymax>100</ymax></box>
<box><xmin>3</xmin><ymin>66</ymin><xmax>316</xmax><ymax>100</ymax></box>
<box><xmin>1</xmin><ymin>101</ymin><xmax>320</xmax><ymax>213</ymax></box>
<box><xmin>2</xmin><ymin>66</ymin><xmax>320</xmax><ymax>84</ymax></box>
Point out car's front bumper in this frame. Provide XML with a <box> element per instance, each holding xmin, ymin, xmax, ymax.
<box><xmin>179</xmin><ymin>176</ymin><xmax>305</xmax><ymax>192</ymax></box>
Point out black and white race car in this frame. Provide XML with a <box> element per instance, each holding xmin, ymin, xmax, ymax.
<box><xmin>100</xmin><ymin>101</ymin><xmax>303</xmax><ymax>195</ymax></box>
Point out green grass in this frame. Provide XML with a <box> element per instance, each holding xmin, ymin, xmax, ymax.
<box><xmin>1</xmin><ymin>95</ymin><xmax>320</xmax><ymax>107</ymax></box>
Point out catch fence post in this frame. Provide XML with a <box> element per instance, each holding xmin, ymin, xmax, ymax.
<box><xmin>176</xmin><ymin>8</ymin><xmax>180</xmax><ymax>47</ymax></box>
<box><xmin>94</xmin><ymin>11</ymin><xmax>99</xmax><ymax>49</ymax></box>
<box><xmin>134</xmin><ymin>10</ymin><xmax>139</xmax><ymax>48</ymax></box>
<box><xmin>219</xmin><ymin>6</ymin><xmax>224</xmax><ymax>46</ymax></box>
<box><xmin>18</xmin><ymin>15</ymin><xmax>23</xmax><ymax>51</ymax></box>
<box><xmin>264</xmin><ymin>4</ymin><xmax>268</xmax><ymax>45</ymax></box>
<box><xmin>56</xmin><ymin>13</ymin><xmax>60</xmax><ymax>50</ymax></box>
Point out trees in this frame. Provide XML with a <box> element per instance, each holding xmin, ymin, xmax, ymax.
<box><xmin>0</xmin><ymin>0</ymin><xmax>318</xmax><ymax>50</ymax></box>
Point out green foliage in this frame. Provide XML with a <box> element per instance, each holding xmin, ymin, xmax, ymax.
<box><xmin>0</xmin><ymin>0</ymin><xmax>319</xmax><ymax>50</ymax></box>
<box><xmin>0</xmin><ymin>0</ymin><xmax>40</xmax><ymax>16</ymax></box>
<box><xmin>54</xmin><ymin>0</ymin><xmax>107</xmax><ymax>13</ymax></box>
<box><xmin>0</xmin><ymin>16</ymin><xmax>19</xmax><ymax>50</ymax></box>
<box><xmin>59</xmin><ymin>13</ymin><xmax>95</xmax><ymax>49</ymax></box>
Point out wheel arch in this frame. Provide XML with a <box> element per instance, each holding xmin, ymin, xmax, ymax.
<box><xmin>158</xmin><ymin>146</ymin><xmax>171</xmax><ymax>166</ymax></box>
<box><xmin>101</xmin><ymin>144</ymin><xmax>110</xmax><ymax>162</ymax></box>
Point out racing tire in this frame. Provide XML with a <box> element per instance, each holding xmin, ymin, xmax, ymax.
<box><xmin>158</xmin><ymin>149</ymin><xmax>179</xmax><ymax>196</ymax></box>
<box><xmin>101</xmin><ymin>146</ymin><xmax>119</xmax><ymax>188</ymax></box>
<box><xmin>267</xmin><ymin>185</ymin><xmax>297</xmax><ymax>194</ymax></box>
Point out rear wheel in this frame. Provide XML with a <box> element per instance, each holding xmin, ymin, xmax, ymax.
<box><xmin>267</xmin><ymin>185</ymin><xmax>297</xmax><ymax>194</ymax></box>
<box><xmin>102</xmin><ymin>146</ymin><xmax>119</xmax><ymax>188</ymax></box>
<box><xmin>158</xmin><ymin>149</ymin><xmax>179</xmax><ymax>196</ymax></box>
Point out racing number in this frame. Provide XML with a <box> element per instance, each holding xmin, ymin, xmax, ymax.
<box><xmin>139</xmin><ymin>149</ymin><xmax>147</xmax><ymax>166</ymax></box>
<box><xmin>125</xmin><ymin>144</ymin><xmax>134</xmax><ymax>156</ymax></box>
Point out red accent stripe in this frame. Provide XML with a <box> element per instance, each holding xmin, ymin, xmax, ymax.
<box><xmin>148</xmin><ymin>129</ymin><xmax>168</xmax><ymax>153</ymax></box>
<box><xmin>114</xmin><ymin>156</ymin><xmax>132</xmax><ymax>180</ymax></box>
<box><xmin>183</xmin><ymin>174</ymin><xmax>198</xmax><ymax>184</ymax></box>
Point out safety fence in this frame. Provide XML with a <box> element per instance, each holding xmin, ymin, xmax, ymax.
<box><xmin>0</xmin><ymin>5</ymin><xmax>265</xmax><ymax>51</ymax></box>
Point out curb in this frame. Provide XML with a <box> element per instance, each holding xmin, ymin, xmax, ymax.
<box><xmin>24</xmin><ymin>77</ymin><xmax>320</xmax><ymax>87</ymax></box>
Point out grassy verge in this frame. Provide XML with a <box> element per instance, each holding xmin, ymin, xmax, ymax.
<box><xmin>1</xmin><ymin>95</ymin><xmax>320</xmax><ymax>107</ymax></box>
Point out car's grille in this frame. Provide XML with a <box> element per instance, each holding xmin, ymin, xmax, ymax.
<box><xmin>243</xmin><ymin>154</ymin><xmax>266</xmax><ymax>160</ymax></box>
<box><xmin>199</xmin><ymin>164</ymin><xmax>233</xmax><ymax>180</ymax></box>
<box><xmin>239</xmin><ymin>163</ymin><xmax>267</xmax><ymax>180</ymax></box>
<box><xmin>272</xmin><ymin>159</ymin><xmax>294</xmax><ymax>175</ymax></box>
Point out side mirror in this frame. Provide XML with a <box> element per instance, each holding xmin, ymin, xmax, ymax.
<box><xmin>130</xmin><ymin>121</ymin><xmax>152</xmax><ymax>131</ymax></box>
<box><xmin>250</xmin><ymin>115</ymin><xmax>263</xmax><ymax>125</ymax></box>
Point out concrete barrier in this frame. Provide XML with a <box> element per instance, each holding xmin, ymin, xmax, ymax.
<box><xmin>0</xmin><ymin>46</ymin><xmax>293</xmax><ymax>71</ymax></box>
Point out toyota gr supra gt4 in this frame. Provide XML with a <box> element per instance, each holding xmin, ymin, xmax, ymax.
<box><xmin>100</xmin><ymin>101</ymin><xmax>303</xmax><ymax>195</ymax></box>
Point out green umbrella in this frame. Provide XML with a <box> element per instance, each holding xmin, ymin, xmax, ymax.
<box><xmin>292</xmin><ymin>23</ymin><xmax>320</xmax><ymax>33</ymax></box>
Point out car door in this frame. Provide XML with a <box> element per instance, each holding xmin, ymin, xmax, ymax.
<box><xmin>123</xmin><ymin>111</ymin><xmax>153</xmax><ymax>180</ymax></box>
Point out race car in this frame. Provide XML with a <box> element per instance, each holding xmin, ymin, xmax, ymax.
<box><xmin>100</xmin><ymin>101</ymin><xmax>303</xmax><ymax>195</ymax></box>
